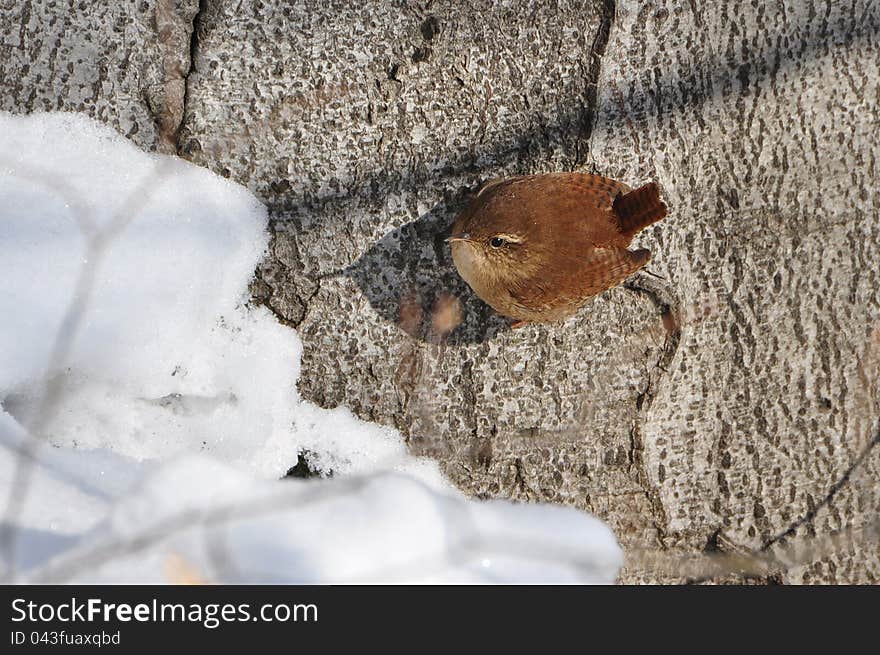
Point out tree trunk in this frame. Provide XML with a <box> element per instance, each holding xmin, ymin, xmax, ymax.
<box><xmin>3</xmin><ymin>0</ymin><xmax>878</xmax><ymax>583</ymax></box>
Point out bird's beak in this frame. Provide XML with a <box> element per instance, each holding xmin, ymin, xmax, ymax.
<box><xmin>445</xmin><ymin>232</ymin><xmax>471</xmax><ymax>243</ymax></box>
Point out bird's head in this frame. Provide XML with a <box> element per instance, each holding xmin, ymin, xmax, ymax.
<box><xmin>447</xmin><ymin>178</ymin><xmax>542</xmax><ymax>285</ymax></box>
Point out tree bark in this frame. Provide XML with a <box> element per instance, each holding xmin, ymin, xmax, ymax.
<box><xmin>2</xmin><ymin>0</ymin><xmax>878</xmax><ymax>583</ymax></box>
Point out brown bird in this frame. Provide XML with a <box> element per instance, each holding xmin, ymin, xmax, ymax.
<box><xmin>447</xmin><ymin>172</ymin><xmax>667</xmax><ymax>325</ymax></box>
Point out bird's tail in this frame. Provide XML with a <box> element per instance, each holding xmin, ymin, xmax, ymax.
<box><xmin>613</xmin><ymin>183</ymin><xmax>668</xmax><ymax>237</ymax></box>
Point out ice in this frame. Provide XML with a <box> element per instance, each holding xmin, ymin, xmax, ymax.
<box><xmin>0</xmin><ymin>112</ymin><xmax>622</xmax><ymax>583</ymax></box>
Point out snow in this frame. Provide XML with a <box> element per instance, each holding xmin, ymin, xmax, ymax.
<box><xmin>0</xmin><ymin>112</ymin><xmax>623</xmax><ymax>583</ymax></box>
<box><xmin>30</xmin><ymin>457</ymin><xmax>621</xmax><ymax>584</ymax></box>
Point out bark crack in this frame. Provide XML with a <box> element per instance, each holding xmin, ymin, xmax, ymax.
<box><xmin>575</xmin><ymin>0</ymin><xmax>616</xmax><ymax>168</ymax></box>
<box><xmin>176</xmin><ymin>0</ymin><xmax>206</xmax><ymax>155</ymax></box>
<box><xmin>624</xmin><ymin>276</ymin><xmax>683</xmax><ymax>546</ymax></box>
<box><xmin>152</xmin><ymin>0</ymin><xmax>203</xmax><ymax>153</ymax></box>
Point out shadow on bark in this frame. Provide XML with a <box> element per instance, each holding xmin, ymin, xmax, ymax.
<box><xmin>334</xmin><ymin>186</ymin><xmax>511</xmax><ymax>344</ymax></box>
<box><xmin>253</xmin><ymin>4</ymin><xmax>880</xmax><ymax>345</ymax></box>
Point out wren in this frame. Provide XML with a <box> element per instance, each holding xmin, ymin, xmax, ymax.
<box><xmin>447</xmin><ymin>172</ymin><xmax>668</xmax><ymax>324</ymax></box>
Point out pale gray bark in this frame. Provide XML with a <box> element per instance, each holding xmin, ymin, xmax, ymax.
<box><xmin>2</xmin><ymin>0</ymin><xmax>878</xmax><ymax>583</ymax></box>
<box><xmin>590</xmin><ymin>0</ymin><xmax>880</xmax><ymax>583</ymax></box>
<box><xmin>1</xmin><ymin>0</ymin><xmax>199</xmax><ymax>151</ymax></box>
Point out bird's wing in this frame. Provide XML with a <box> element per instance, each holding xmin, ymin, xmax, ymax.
<box><xmin>574</xmin><ymin>247</ymin><xmax>650</xmax><ymax>296</ymax></box>
<box><xmin>558</xmin><ymin>173</ymin><xmax>631</xmax><ymax>209</ymax></box>
<box><xmin>508</xmin><ymin>247</ymin><xmax>650</xmax><ymax>310</ymax></box>
<box><xmin>531</xmin><ymin>174</ymin><xmax>633</xmax><ymax>248</ymax></box>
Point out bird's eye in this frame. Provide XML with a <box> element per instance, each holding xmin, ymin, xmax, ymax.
<box><xmin>489</xmin><ymin>237</ymin><xmax>506</xmax><ymax>248</ymax></box>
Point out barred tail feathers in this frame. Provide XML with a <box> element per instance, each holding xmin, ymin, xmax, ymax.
<box><xmin>613</xmin><ymin>182</ymin><xmax>667</xmax><ymax>237</ymax></box>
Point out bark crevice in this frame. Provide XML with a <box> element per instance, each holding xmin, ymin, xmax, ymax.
<box><xmin>177</xmin><ymin>0</ymin><xmax>207</xmax><ymax>155</ymax></box>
